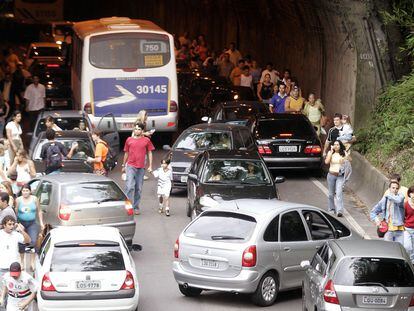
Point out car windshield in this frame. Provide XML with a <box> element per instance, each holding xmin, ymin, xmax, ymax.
<box><xmin>203</xmin><ymin>159</ymin><xmax>270</xmax><ymax>184</ymax></box>
<box><xmin>30</xmin><ymin>46</ymin><xmax>62</xmax><ymax>58</ymax></box>
<box><xmin>223</xmin><ymin>105</ymin><xmax>268</xmax><ymax>121</ymax></box>
<box><xmin>61</xmin><ymin>182</ymin><xmax>126</xmax><ymax>205</ymax></box>
<box><xmin>174</xmin><ymin>131</ymin><xmax>232</xmax><ymax>151</ymax></box>
<box><xmin>184</xmin><ymin>211</ymin><xmax>257</xmax><ymax>242</ymax></box>
<box><xmin>35</xmin><ymin>117</ymin><xmax>91</xmax><ymax>135</ymax></box>
<box><xmin>33</xmin><ymin>138</ymin><xmax>94</xmax><ymax>161</ymax></box>
<box><xmin>257</xmin><ymin>119</ymin><xmax>314</xmax><ymax>139</ymax></box>
<box><xmin>334</xmin><ymin>257</ymin><xmax>414</xmax><ymax>287</ymax></box>
<box><xmin>51</xmin><ymin>245</ymin><xmax>125</xmax><ymax>272</ymax></box>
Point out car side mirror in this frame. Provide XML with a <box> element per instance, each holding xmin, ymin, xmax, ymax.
<box><xmin>188</xmin><ymin>173</ymin><xmax>198</xmax><ymax>181</ymax></box>
<box><xmin>128</xmin><ymin>244</ymin><xmax>142</xmax><ymax>252</ymax></box>
<box><xmin>300</xmin><ymin>260</ymin><xmax>311</xmax><ymax>269</ymax></box>
<box><xmin>162</xmin><ymin>145</ymin><xmax>172</xmax><ymax>151</ymax></box>
<box><xmin>274</xmin><ymin>176</ymin><xmax>285</xmax><ymax>183</ymax></box>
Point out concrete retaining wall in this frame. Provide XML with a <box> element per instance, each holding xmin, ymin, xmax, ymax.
<box><xmin>347</xmin><ymin>151</ymin><xmax>389</xmax><ymax>208</ymax></box>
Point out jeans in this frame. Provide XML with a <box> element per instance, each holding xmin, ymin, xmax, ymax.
<box><xmin>404</xmin><ymin>228</ymin><xmax>414</xmax><ymax>262</ymax></box>
<box><xmin>18</xmin><ymin>220</ymin><xmax>39</xmax><ymax>250</ymax></box>
<box><xmin>384</xmin><ymin>230</ymin><xmax>404</xmax><ymax>245</ymax></box>
<box><xmin>125</xmin><ymin>165</ymin><xmax>145</xmax><ymax>210</ymax></box>
<box><xmin>327</xmin><ymin>173</ymin><xmax>345</xmax><ymax>213</ymax></box>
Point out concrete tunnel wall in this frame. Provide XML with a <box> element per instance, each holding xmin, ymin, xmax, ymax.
<box><xmin>67</xmin><ymin>0</ymin><xmax>399</xmax><ymax>130</ymax></box>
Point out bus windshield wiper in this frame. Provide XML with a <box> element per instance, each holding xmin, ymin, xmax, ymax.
<box><xmin>354</xmin><ymin>282</ymin><xmax>389</xmax><ymax>292</ymax></box>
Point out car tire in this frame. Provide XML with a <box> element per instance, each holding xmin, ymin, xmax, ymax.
<box><xmin>178</xmin><ymin>284</ymin><xmax>203</xmax><ymax>297</ymax></box>
<box><xmin>186</xmin><ymin>201</ymin><xmax>192</xmax><ymax>217</ymax></box>
<box><xmin>251</xmin><ymin>271</ymin><xmax>279</xmax><ymax>307</ymax></box>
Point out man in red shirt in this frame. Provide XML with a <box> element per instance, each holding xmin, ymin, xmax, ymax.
<box><xmin>122</xmin><ymin>123</ymin><xmax>154</xmax><ymax>215</ymax></box>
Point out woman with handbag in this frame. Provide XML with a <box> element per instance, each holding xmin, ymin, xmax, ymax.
<box><xmin>370</xmin><ymin>181</ymin><xmax>405</xmax><ymax>243</ymax></box>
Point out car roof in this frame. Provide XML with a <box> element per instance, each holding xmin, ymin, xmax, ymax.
<box><xmin>208</xmin><ymin>199</ymin><xmax>318</xmax><ymax>220</ymax></box>
<box><xmin>30</xmin><ymin>42</ymin><xmax>61</xmax><ymax>48</ymax></box>
<box><xmin>204</xmin><ymin>150</ymin><xmax>261</xmax><ymax>160</ymax></box>
<box><xmin>40</xmin><ymin>110</ymin><xmax>87</xmax><ymax>119</ymax></box>
<box><xmin>38</xmin><ymin>130</ymin><xmax>91</xmax><ymax>139</ymax></box>
<box><xmin>330</xmin><ymin>239</ymin><xmax>406</xmax><ymax>259</ymax></box>
<box><xmin>185</xmin><ymin>122</ymin><xmax>246</xmax><ymax>132</ymax></box>
<box><xmin>257</xmin><ymin>113</ymin><xmax>308</xmax><ymax>121</ymax></box>
<box><xmin>50</xmin><ymin>226</ymin><xmax>121</xmax><ymax>244</ymax></box>
<box><xmin>39</xmin><ymin>172</ymin><xmax>112</xmax><ymax>184</ymax></box>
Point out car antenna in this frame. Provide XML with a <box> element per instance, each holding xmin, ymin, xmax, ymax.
<box><xmin>235</xmin><ymin>201</ymin><xmax>239</xmax><ymax>210</ymax></box>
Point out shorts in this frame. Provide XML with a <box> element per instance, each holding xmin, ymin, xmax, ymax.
<box><xmin>158</xmin><ymin>193</ymin><xmax>170</xmax><ymax>200</ymax></box>
<box><xmin>18</xmin><ymin>220</ymin><xmax>39</xmax><ymax>253</ymax></box>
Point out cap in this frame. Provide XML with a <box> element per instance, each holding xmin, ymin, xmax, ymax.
<box><xmin>10</xmin><ymin>262</ymin><xmax>21</xmax><ymax>277</ymax></box>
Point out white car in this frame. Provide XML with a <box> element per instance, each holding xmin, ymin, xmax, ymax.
<box><xmin>35</xmin><ymin>226</ymin><xmax>141</xmax><ymax>311</ymax></box>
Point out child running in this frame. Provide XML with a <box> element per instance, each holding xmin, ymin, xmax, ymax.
<box><xmin>153</xmin><ymin>159</ymin><xmax>173</xmax><ymax>216</ymax></box>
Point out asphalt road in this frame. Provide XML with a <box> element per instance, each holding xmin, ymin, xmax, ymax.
<box><xmin>106</xmin><ymin>146</ymin><xmax>374</xmax><ymax>311</ymax></box>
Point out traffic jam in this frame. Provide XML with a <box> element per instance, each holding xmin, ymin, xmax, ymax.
<box><xmin>0</xmin><ymin>10</ymin><xmax>413</xmax><ymax>311</ymax></box>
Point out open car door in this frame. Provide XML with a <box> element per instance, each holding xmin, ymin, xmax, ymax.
<box><xmin>97</xmin><ymin>113</ymin><xmax>120</xmax><ymax>156</ymax></box>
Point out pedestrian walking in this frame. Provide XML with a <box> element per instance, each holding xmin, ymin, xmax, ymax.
<box><xmin>325</xmin><ymin>140</ymin><xmax>349</xmax><ymax>217</ymax></box>
<box><xmin>269</xmin><ymin>83</ymin><xmax>288</xmax><ymax>113</ymax></box>
<box><xmin>256</xmin><ymin>73</ymin><xmax>274</xmax><ymax>104</ymax></box>
<box><xmin>322</xmin><ymin>113</ymin><xmax>343</xmax><ymax>157</ymax></box>
<box><xmin>403</xmin><ymin>186</ymin><xmax>414</xmax><ymax>262</ymax></box>
<box><xmin>384</xmin><ymin>173</ymin><xmax>409</xmax><ymax>201</ymax></box>
<box><xmin>371</xmin><ymin>181</ymin><xmax>405</xmax><ymax>243</ymax></box>
<box><xmin>284</xmin><ymin>86</ymin><xmax>305</xmax><ymax>113</ymax></box>
<box><xmin>0</xmin><ymin>262</ymin><xmax>38</xmax><ymax>311</ymax></box>
<box><xmin>23</xmin><ymin>75</ymin><xmax>45</xmax><ymax>130</ymax></box>
<box><xmin>8</xmin><ymin>150</ymin><xmax>36</xmax><ymax>194</ymax></box>
<box><xmin>5</xmin><ymin>111</ymin><xmax>23</xmax><ymax>164</ymax></box>
<box><xmin>153</xmin><ymin>159</ymin><xmax>173</xmax><ymax>216</ymax></box>
<box><xmin>122</xmin><ymin>123</ymin><xmax>154</xmax><ymax>215</ymax></box>
<box><xmin>86</xmin><ymin>129</ymin><xmax>108</xmax><ymax>176</ymax></box>
<box><xmin>303</xmin><ymin>94</ymin><xmax>325</xmax><ymax>136</ymax></box>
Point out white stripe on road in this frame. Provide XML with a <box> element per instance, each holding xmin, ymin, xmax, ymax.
<box><xmin>309</xmin><ymin>177</ymin><xmax>371</xmax><ymax>239</ymax></box>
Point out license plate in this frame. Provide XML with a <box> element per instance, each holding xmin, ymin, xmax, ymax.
<box><xmin>120</xmin><ymin>122</ymin><xmax>135</xmax><ymax>129</ymax></box>
<box><xmin>51</xmin><ymin>100</ymin><xmax>68</xmax><ymax>107</ymax></box>
<box><xmin>181</xmin><ymin>175</ymin><xmax>188</xmax><ymax>183</ymax></box>
<box><xmin>362</xmin><ymin>296</ymin><xmax>387</xmax><ymax>305</ymax></box>
<box><xmin>278</xmin><ymin>145</ymin><xmax>298</xmax><ymax>152</ymax></box>
<box><xmin>201</xmin><ymin>259</ymin><xmax>219</xmax><ymax>269</ymax></box>
<box><xmin>76</xmin><ymin>280</ymin><xmax>101</xmax><ymax>290</ymax></box>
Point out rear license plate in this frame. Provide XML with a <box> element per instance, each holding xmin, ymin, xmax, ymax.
<box><xmin>278</xmin><ymin>145</ymin><xmax>298</xmax><ymax>152</ymax></box>
<box><xmin>201</xmin><ymin>259</ymin><xmax>219</xmax><ymax>269</ymax></box>
<box><xmin>362</xmin><ymin>296</ymin><xmax>387</xmax><ymax>305</ymax></box>
<box><xmin>120</xmin><ymin>122</ymin><xmax>135</xmax><ymax>129</ymax></box>
<box><xmin>181</xmin><ymin>175</ymin><xmax>188</xmax><ymax>183</ymax></box>
<box><xmin>76</xmin><ymin>280</ymin><xmax>101</xmax><ymax>290</ymax></box>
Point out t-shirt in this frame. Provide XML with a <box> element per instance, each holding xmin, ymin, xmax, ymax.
<box><xmin>94</xmin><ymin>141</ymin><xmax>109</xmax><ymax>171</ymax></box>
<box><xmin>24</xmin><ymin>83</ymin><xmax>46</xmax><ymax>111</ymax></box>
<box><xmin>124</xmin><ymin>136</ymin><xmax>155</xmax><ymax>169</ymax></box>
<box><xmin>0</xmin><ymin>206</ymin><xmax>16</xmax><ymax>225</ymax></box>
<box><xmin>5</xmin><ymin>122</ymin><xmax>22</xmax><ymax>140</ymax></box>
<box><xmin>327</xmin><ymin>126</ymin><xmax>343</xmax><ymax>143</ymax></box>
<box><xmin>0</xmin><ymin>230</ymin><xmax>24</xmax><ymax>269</ymax></box>
<box><xmin>40</xmin><ymin>141</ymin><xmax>68</xmax><ymax>174</ymax></box>
<box><xmin>287</xmin><ymin>96</ymin><xmax>305</xmax><ymax>112</ymax></box>
<box><xmin>240</xmin><ymin>74</ymin><xmax>253</xmax><ymax>88</ymax></box>
<box><xmin>404</xmin><ymin>201</ymin><xmax>414</xmax><ymax>228</ymax></box>
<box><xmin>3</xmin><ymin>271</ymin><xmax>38</xmax><ymax>308</ymax></box>
<box><xmin>270</xmin><ymin>93</ymin><xmax>288</xmax><ymax>113</ymax></box>
<box><xmin>153</xmin><ymin>167</ymin><xmax>173</xmax><ymax>196</ymax></box>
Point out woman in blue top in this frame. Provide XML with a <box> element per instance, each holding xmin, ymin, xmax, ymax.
<box><xmin>15</xmin><ymin>184</ymin><xmax>44</xmax><ymax>268</ymax></box>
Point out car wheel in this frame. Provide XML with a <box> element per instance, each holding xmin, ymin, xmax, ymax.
<box><xmin>178</xmin><ymin>284</ymin><xmax>202</xmax><ymax>297</ymax></box>
<box><xmin>251</xmin><ymin>272</ymin><xmax>279</xmax><ymax>307</ymax></box>
<box><xmin>186</xmin><ymin>201</ymin><xmax>191</xmax><ymax>217</ymax></box>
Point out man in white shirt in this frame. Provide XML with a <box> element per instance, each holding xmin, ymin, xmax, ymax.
<box><xmin>260</xmin><ymin>62</ymin><xmax>279</xmax><ymax>85</ymax></box>
<box><xmin>24</xmin><ymin>75</ymin><xmax>45</xmax><ymax>129</ymax></box>
<box><xmin>240</xmin><ymin>66</ymin><xmax>253</xmax><ymax>89</ymax></box>
<box><xmin>226</xmin><ymin>42</ymin><xmax>242</xmax><ymax>67</ymax></box>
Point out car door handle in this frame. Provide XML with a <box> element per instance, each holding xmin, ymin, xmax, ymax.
<box><xmin>283</xmin><ymin>247</ymin><xmax>291</xmax><ymax>252</ymax></box>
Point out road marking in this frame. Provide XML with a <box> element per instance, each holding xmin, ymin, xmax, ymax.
<box><xmin>309</xmin><ymin>177</ymin><xmax>371</xmax><ymax>239</ymax></box>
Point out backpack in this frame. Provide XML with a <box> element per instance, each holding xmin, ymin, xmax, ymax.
<box><xmin>98</xmin><ymin>141</ymin><xmax>117</xmax><ymax>172</ymax></box>
<box><xmin>46</xmin><ymin>143</ymin><xmax>63</xmax><ymax>169</ymax></box>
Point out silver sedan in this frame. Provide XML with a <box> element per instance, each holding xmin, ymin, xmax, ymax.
<box><xmin>172</xmin><ymin>199</ymin><xmax>361</xmax><ymax>307</ymax></box>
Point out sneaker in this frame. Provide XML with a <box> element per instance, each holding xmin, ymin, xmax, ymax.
<box><xmin>134</xmin><ymin>209</ymin><xmax>141</xmax><ymax>215</ymax></box>
<box><xmin>144</xmin><ymin>175</ymin><xmax>149</xmax><ymax>180</ymax></box>
<box><xmin>337</xmin><ymin>212</ymin><xmax>343</xmax><ymax>217</ymax></box>
<box><xmin>158</xmin><ymin>206</ymin><xmax>163</xmax><ymax>214</ymax></box>
<box><xmin>165</xmin><ymin>208</ymin><xmax>170</xmax><ymax>217</ymax></box>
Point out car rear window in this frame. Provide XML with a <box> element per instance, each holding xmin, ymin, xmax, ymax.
<box><xmin>30</xmin><ymin>46</ymin><xmax>63</xmax><ymax>58</ymax></box>
<box><xmin>62</xmin><ymin>182</ymin><xmax>126</xmax><ymax>205</ymax></box>
<box><xmin>51</xmin><ymin>245</ymin><xmax>125</xmax><ymax>272</ymax></box>
<box><xmin>256</xmin><ymin>118</ymin><xmax>314</xmax><ymax>139</ymax></box>
<box><xmin>223</xmin><ymin>105</ymin><xmax>268</xmax><ymax>120</ymax></box>
<box><xmin>184</xmin><ymin>211</ymin><xmax>257</xmax><ymax>242</ymax></box>
<box><xmin>174</xmin><ymin>131</ymin><xmax>232</xmax><ymax>151</ymax></box>
<box><xmin>33</xmin><ymin>138</ymin><xmax>94</xmax><ymax>161</ymax></box>
<box><xmin>35</xmin><ymin>117</ymin><xmax>90</xmax><ymax>135</ymax></box>
<box><xmin>334</xmin><ymin>257</ymin><xmax>414</xmax><ymax>287</ymax></box>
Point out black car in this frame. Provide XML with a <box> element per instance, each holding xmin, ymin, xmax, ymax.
<box><xmin>204</xmin><ymin>100</ymin><xmax>269</xmax><ymax>128</ymax></box>
<box><xmin>253</xmin><ymin>113</ymin><xmax>323</xmax><ymax>171</ymax></box>
<box><xmin>186</xmin><ymin>150</ymin><xmax>285</xmax><ymax>219</ymax></box>
<box><xmin>164</xmin><ymin>123</ymin><xmax>257</xmax><ymax>190</ymax></box>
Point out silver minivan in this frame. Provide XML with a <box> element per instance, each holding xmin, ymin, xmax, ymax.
<box><xmin>301</xmin><ymin>240</ymin><xmax>414</xmax><ymax>311</ymax></box>
<box><xmin>172</xmin><ymin>199</ymin><xmax>361</xmax><ymax>306</ymax></box>
<box><xmin>29</xmin><ymin>173</ymin><xmax>136</xmax><ymax>243</ymax></box>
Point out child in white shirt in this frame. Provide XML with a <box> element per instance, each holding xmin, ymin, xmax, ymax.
<box><xmin>337</xmin><ymin>114</ymin><xmax>353</xmax><ymax>142</ymax></box>
<box><xmin>153</xmin><ymin>159</ymin><xmax>173</xmax><ymax>216</ymax></box>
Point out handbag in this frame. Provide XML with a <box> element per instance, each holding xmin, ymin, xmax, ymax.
<box><xmin>377</xmin><ymin>220</ymin><xmax>388</xmax><ymax>238</ymax></box>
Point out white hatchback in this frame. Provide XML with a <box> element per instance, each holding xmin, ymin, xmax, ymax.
<box><xmin>35</xmin><ymin>226</ymin><xmax>141</xmax><ymax>311</ymax></box>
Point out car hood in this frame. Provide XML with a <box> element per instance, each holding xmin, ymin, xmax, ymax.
<box><xmin>201</xmin><ymin>183</ymin><xmax>277</xmax><ymax>201</ymax></box>
<box><xmin>169</xmin><ymin>150</ymin><xmax>201</xmax><ymax>165</ymax></box>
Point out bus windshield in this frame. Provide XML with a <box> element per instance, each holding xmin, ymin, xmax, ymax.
<box><xmin>89</xmin><ymin>33</ymin><xmax>171</xmax><ymax>69</ymax></box>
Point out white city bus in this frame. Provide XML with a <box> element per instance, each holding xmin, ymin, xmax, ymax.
<box><xmin>71</xmin><ymin>17</ymin><xmax>178</xmax><ymax>133</ymax></box>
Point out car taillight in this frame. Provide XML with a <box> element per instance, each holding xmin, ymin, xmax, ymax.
<box><xmin>120</xmin><ymin>270</ymin><xmax>135</xmax><ymax>290</ymax></box>
<box><xmin>84</xmin><ymin>102</ymin><xmax>92</xmax><ymax>114</ymax></box>
<box><xmin>242</xmin><ymin>245</ymin><xmax>257</xmax><ymax>267</ymax></box>
<box><xmin>174</xmin><ymin>238</ymin><xmax>179</xmax><ymax>258</ymax></box>
<box><xmin>169</xmin><ymin>100</ymin><xmax>178</xmax><ymax>112</ymax></box>
<box><xmin>46</xmin><ymin>64</ymin><xmax>59</xmax><ymax>68</ymax></box>
<box><xmin>59</xmin><ymin>204</ymin><xmax>71</xmax><ymax>221</ymax></box>
<box><xmin>258</xmin><ymin>144</ymin><xmax>272</xmax><ymax>155</ymax></box>
<box><xmin>41</xmin><ymin>273</ymin><xmax>56</xmax><ymax>291</ymax></box>
<box><xmin>125</xmin><ymin>200</ymin><xmax>134</xmax><ymax>216</ymax></box>
<box><xmin>304</xmin><ymin>145</ymin><xmax>322</xmax><ymax>154</ymax></box>
<box><xmin>323</xmin><ymin>279</ymin><xmax>339</xmax><ymax>304</ymax></box>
